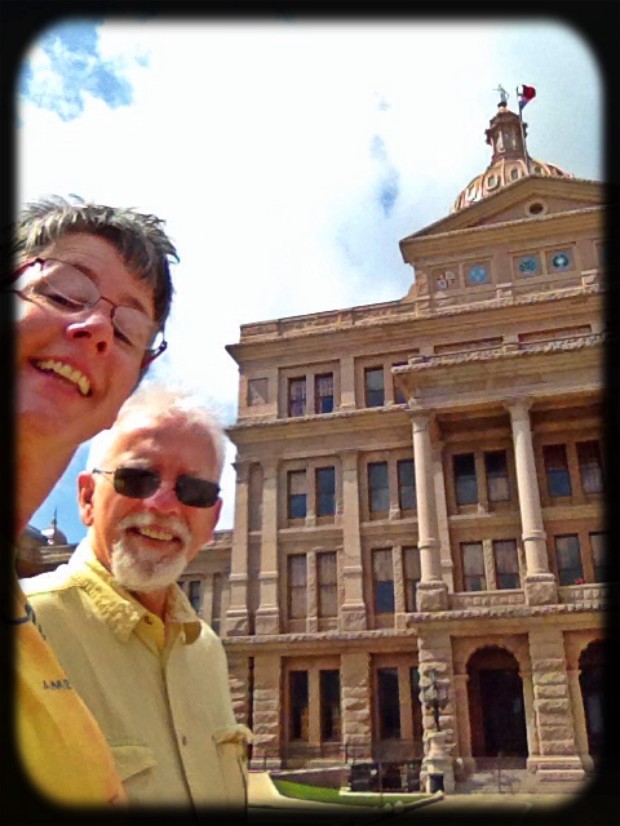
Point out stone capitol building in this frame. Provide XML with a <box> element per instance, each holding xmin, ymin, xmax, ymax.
<box><xmin>23</xmin><ymin>97</ymin><xmax>607</xmax><ymax>795</ymax></box>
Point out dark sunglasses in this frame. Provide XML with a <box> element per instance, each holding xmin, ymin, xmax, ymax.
<box><xmin>93</xmin><ymin>467</ymin><xmax>220</xmax><ymax>509</ymax></box>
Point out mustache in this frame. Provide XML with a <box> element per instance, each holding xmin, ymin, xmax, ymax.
<box><xmin>117</xmin><ymin>512</ymin><xmax>192</xmax><ymax>546</ymax></box>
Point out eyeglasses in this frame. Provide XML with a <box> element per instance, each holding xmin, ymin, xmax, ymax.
<box><xmin>93</xmin><ymin>467</ymin><xmax>220</xmax><ymax>509</ymax></box>
<box><xmin>8</xmin><ymin>258</ymin><xmax>167</xmax><ymax>366</ymax></box>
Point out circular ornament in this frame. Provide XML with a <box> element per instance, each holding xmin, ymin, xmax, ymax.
<box><xmin>551</xmin><ymin>252</ymin><xmax>571</xmax><ymax>270</ymax></box>
<box><xmin>518</xmin><ymin>255</ymin><xmax>539</xmax><ymax>275</ymax></box>
<box><xmin>467</xmin><ymin>264</ymin><xmax>489</xmax><ymax>285</ymax></box>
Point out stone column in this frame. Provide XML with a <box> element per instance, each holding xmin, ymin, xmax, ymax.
<box><xmin>224</xmin><ymin>461</ymin><xmax>251</xmax><ymax>636</ymax></box>
<box><xmin>393</xmin><ymin>545</ymin><xmax>407</xmax><ymax>631</ymax></box>
<box><xmin>226</xmin><ymin>652</ymin><xmax>251</xmax><ymax>727</ymax></box>
<box><xmin>410</xmin><ymin>412</ymin><xmax>448</xmax><ymax>611</ymax></box>
<box><xmin>453</xmin><ymin>673</ymin><xmax>473</xmax><ymax>772</ymax></box>
<box><xmin>339</xmin><ymin>354</ymin><xmax>356</xmax><ymax>410</ymax></box>
<box><xmin>507</xmin><ymin>399</ymin><xmax>557</xmax><ymax>605</ymax></box>
<box><xmin>527</xmin><ymin>628</ymin><xmax>585</xmax><ymax>783</ymax></box>
<box><xmin>417</xmin><ymin>629</ymin><xmax>456</xmax><ymax>792</ymax></box>
<box><xmin>341</xmin><ymin>651</ymin><xmax>372</xmax><ymax>762</ymax></box>
<box><xmin>306</xmin><ymin>549</ymin><xmax>318</xmax><ymax>634</ymax></box>
<box><xmin>567</xmin><ymin>667</ymin><xmax>592</xmax><ymax>772</ymax></box>
<box><xmin>340</xmin><ymin>449</ymin><xmax>367</xmax><ymax>630</ymax></box>
<box><xmin>250</xmin><ymin>654</ymin><xmax>282</xmax><ymax>770</ymax></box>
<box><xmin>255</xmin><ymin>459</ymin><xmax>280</xmax><ymax>635</ymax></box>
<box><xmin>521</xmin><ymin>667</ymin><xmax>540</xmax><ymax>760</ymax></box>
<box><xmin>432</xmin><ymin>441</ymin><xmax>455</xmax><ymax>591</ymax></box>
<box><xmin>308</xmin><ymin>668</ymin><xmax>321</xmax><ymax>747</ymax></box>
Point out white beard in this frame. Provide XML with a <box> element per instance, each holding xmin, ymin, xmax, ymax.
<box><xmin>110</xmin><ymin>513</ymin><xmax>192</xmax><ymax>593</ymax></box>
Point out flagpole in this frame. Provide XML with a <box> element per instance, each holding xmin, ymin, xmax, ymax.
<box><xmin>516</xmin><ymin>86</ymin><xmax>531</xmax><ymax>176</ymax></box>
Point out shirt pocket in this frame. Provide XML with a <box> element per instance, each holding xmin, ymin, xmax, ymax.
<box><xmin>110</xmin><ymin>744</ymin><xmax>157</xmax><ymax>783</ymax></box>
<box><xmin>212</xmin><ymin>724</ymin><xmax>253</xmax><ymax>807</ymax></box>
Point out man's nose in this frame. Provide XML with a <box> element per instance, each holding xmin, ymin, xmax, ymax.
<box><xmin>143</xmin><ymin>481</ymin><xmax>183</xmax><ymax>515</ymax></box>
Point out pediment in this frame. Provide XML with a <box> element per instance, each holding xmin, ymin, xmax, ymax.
<box><xmin>402</xmin><ymin>177</ymin><xmax>602</xmax><ymax>244</ymax></box>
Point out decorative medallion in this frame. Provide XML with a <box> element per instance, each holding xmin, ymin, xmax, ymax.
<box><xmin>518</xmin><ymin>255</ymin><xmax>540</xmax><ymax>276</ymax></box>
<box><xmin>467</xmin><ymin>264</ymin><xmax>489</xmax><ymax>285</ymax></box>
<box><xmin>551</xmin><ymin>251</ymin><xmax>571</xmax><ymax>270</ymax></box>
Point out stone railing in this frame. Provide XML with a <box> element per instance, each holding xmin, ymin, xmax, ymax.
<box><xmin>557</xmin><ymin>582</ymin><xmax>607</xmax><ymax>607</ymax></box>
<box><xmin>448</xmin><ymin>590</ymin><xmax>526</xmax><ymax>610</ymax></box>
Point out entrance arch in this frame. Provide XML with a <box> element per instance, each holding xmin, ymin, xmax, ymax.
<box><xmin>467</xmin><ymin>646</ymin><xmax>528</xmax><ymax>761</ymax></box>
<box><xmin>579</xmin><ymin>640</ymin><xmax>605</xmax><ymax>760</ymax></box>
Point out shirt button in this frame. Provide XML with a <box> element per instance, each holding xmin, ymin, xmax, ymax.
<box><xmin>144</xmin><ymin>617</ymin><xmax>153</xmax><ymax>625</ymax></box>
<box><xmin>181</xmin><ymin>735</ymin><xmax>188</xmax><ymax>746</ymax></box>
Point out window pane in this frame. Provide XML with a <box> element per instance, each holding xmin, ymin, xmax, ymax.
<box><xmin>288</xmin><ymin>555</ymin><xmax>307</xmax><ymax>617</ymax></box>
<box><xmin>462</xmin><ymin>542</ymin><xmax>486</xmax><ymax>591</ymax></box>
<box><xmin>189</xmin><ymin>579</ymin><xmax>201</xmax><ymax>613</ymax></box>
<box><xmin>590</xmin><ymin>532</ymin><xmax>607</xmax><ymax>582</ymax></box>
<box><xmin>290</xmin><ymin>671</ymin><xmax>309</xmax><ymax>740</ymax></box>
<box><xmin>485</xmin><ymin>450</ymin><xmax>510</xmax><ymax>502</ymax></box>
<box><xmin>493</xmin><ymin>539</ymin><xmax>520</xmax><ymax>589</ymax></box>
<box><xmin>397</xmin><ymin>459</ymin><xmax>416</xmax><ymax>510</ymax></box>
<box><xmin>373</xmin><ymin>549</ymin><xmax>395</xmax><ymax>612</ymax></box>
<box><xmin>403</xmin><ymin>546</ymin><xmax>420</xmax><ymax>612</ymax></box>
<box><xmin>555</xmin><ymin>534</ymin><xmax>584</xmax><ymax>585</ymax></box>
<box><xmin>320</xmin><ymin>670</ymin><xmax>341</xmax><ymax>742</ymax></box>
<box><xmin>543</xmin><ymin>444</ymin><xmax>572</xmax><ymax>497</ymax></box>
<box><xmin>577</xmin><ymin>441</ymin><xmax>603</xmax><ymax>494</ymax></box>
<box><xmin>288</xmin><ymin>377</ymin><xmax>306</xmax><ymax>417</ymax></box>
<box><xmin>288</xmin><ymin>470</ymin><xmax>307</xmax><ymax>518</ymax></box>
<box><xmin>316</xmin><ymin>466</ymin><xmax>336</xmax><ymax>516</ymax></box>
<box><xmin>392</xmin><ymin>362</ymin><xmax>407</xmax><ymax>404</ymax></box>
<box><xmin>248</xmin><ymin>377</ymin><xmax>268</xmax><ymax>406</ymax></box>
<box><xmin>365</xmin><ymin>367</ymin><xmax>385</xmax><ymax>407</ymax></box>
<box><xmin>454</xmin><ymin>453</ymin><xmax>478</xmax><ymax>505</ymax></box>
<box><xmin>378</xmin><ymin>668</ymin><xmax>401</xmax><ymax>739</ymax></box>
<box><xmin>318</xmin><ymin>552</ymin><xmax>338</xmax><ymax>617</ymax></box>
<box><xmin>368</xmin><ymin>462</ymin><xmax>389</xmax><ymax>512</ymax></box>
<box><xmin>315</xmin><ymin>373</ymin><xmax>334</xmax><ymax>414</ymax></box>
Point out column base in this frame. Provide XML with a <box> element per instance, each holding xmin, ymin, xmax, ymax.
<box><xmin>527</xmin><ymin>755</ymin><xmax>586</xmax><ymax>784</ymax></box>
<box><xmin>340</xmin><ymin>604</ymin><xmax>367</xmax><ymax>631</ymax></box>
<box><xmin>524</xmin><ymin>573</ymin><xmax>558</xmax><ymax>606</ymax></box>
<box><xmin>223</xmin><ymin>609</ymin><xmax>251</xmax><ymax>636</ymax></box>
<box><xmin>417</xmin><ymin>581</ymin><xmax>449</xmax><ymax>612</ymax></box>
<box><xmin>254</xmin><ymin>609</ymin><xmax>280</xmax><ymax>636</ymax></box>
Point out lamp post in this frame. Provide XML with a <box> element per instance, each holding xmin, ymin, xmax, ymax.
<box><xmin>421</xmin><ymin>668</ymin><xmax>449</xmax><ymax>731</ymax></box>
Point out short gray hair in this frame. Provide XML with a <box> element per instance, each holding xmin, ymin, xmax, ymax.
<box><xmin>86</xmin><ymin>382</ymin><xmax>226</xmax><ymax>480</ymax></box>
<box><xmin>12</xmin><ymin>194</ymin><xmax>178</xmax><ymax>329</ymax></box>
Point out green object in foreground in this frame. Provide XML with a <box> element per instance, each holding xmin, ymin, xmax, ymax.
<box><xmin>273</xmin><ymin>778</ymin><xmax>429</xmax><ymax>808</ymax></box>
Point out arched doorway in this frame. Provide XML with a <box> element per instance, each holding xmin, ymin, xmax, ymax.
<box><xmin>467</xmin><ymin>646</ymin><xmax>528</xmax><ymax>763</ymax></box>
<box><xmin>579</xmin><ymin>640</ymin><xmax>605</xmax><ymax>761</ymax></box>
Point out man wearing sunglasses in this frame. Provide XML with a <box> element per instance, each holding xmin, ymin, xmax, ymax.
<box><xmin>22</xmin><ymin>384</ymin><xmax>251</xmax><ymax>810</ymax></box>
<box><xmin>7</xmin><ymin>195</ymin><xmax>177</xmax><ymax>809</ymax></box>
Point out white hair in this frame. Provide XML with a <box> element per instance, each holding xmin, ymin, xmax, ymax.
<box><xmin>86</xmin><ymin>382</ymin><xmax>226</xmax><ymax>479</ymax></box>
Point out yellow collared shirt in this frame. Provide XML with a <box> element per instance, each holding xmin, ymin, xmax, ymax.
<box><xmin>14</xmin><ymin>582</ymin><xmax>126</xmax><ymax>807</ymax></box>
<box><xmin>21</xmin><ymin>541</ymin><xmax>251</xmax><ymax>808</ymax></box>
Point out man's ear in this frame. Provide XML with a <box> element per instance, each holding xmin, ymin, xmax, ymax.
<box><xmin>187</xmin><ymin>498</ymin><xmax>222</xmax><ymax>564</ymax></box>
<box><xmin>78</xmin><ymin>472</ymin><xmax>96</xmax><ymax>526</ymax></box>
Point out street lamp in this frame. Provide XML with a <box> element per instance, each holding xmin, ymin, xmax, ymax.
<box><xmin>421</xmin><ymin>668</ymin><xmax>449</xmax><ymax>731</ymax></box>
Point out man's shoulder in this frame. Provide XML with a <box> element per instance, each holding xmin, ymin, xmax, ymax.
<box><xmin>21</xmin><ymin>564</ymin><xmax>80</xmax><ymax>599</ymax></box>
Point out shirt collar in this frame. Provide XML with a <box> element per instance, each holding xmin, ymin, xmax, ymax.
<box><xmin>68</xmin><ymin>539</ymin><xmax>202</xmax><ymax>644</ymax></box>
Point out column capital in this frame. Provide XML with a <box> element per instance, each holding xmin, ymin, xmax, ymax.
<box><xmin>232</xmin><ymin>460</ymin><xmax>251</xmax><ymax>482</ymax></box>
<box><xmin>408</xmin><ymin>409</ymin><xmax>434</xmax><ymax>432</ymax></box>
<box><xmin>505</xmin><ymin>397</ymin><xmax>533</xmax><ymax>420</ymax></box>
<box><xmin>262</xmin><ymin>457</ymin><xmax>279</xmax><ymax>479</ymax></box>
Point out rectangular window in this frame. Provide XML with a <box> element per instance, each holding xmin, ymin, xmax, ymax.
<box><xmin>365</xmin><ymin>367</ymin><xmax>385</xmax><ymax>407</ymax></box>
<box><xmin>188</xmin><ymin>579</ymin><xmax>202</xmax><ymax>613</ymax></box>
<box><xmin>462</xmin><ymin>542</ymin><xmax>486</xmax><ymax>591</ymax></box>
<box><xmin>368</xmin><ymin>462</ymin><xmax>389</xmax><ymax>512</ymax></box>
<box><xmin>403</xmin><ymin>546</ymin><xmax>421</xmax><ymax>612</ymax></box>
<box><xmin>247</xmin><ymin>377</ymin><xmax>268</xmax><ymax>406</ymax></box>
<box><xmin>320</xmin><ymin>670</ymin><xmax>341</xmax><ymax>742</ymax></box>
<box><xmin>318</xmin><ymin>552</ymin><xmax>338</xmax><ymax>617</ymax></box>
<box><xmin>288</xmin><ymin>555</ymin><xmax>307</xmax><ymax>618</ymax></box>
<box><xmin>543</xmin><ymin>444</ymin><xmax>572</xmax><ymax>497</ymax></box>
<box><xmin>397</xmin><ymin>459</ymin><xmax>416</xmax><ymax>510</ymax></box>
<box><xmin>316</xmin><ymin>466</ymin><xmax>336</xmax><ymax>517</ymax></box>
<box><xmin>289</xmin><ymin>671</ymin><xmax>309</xmax><ymax>740</ymax></box>
<box><xmin>454</xmin><ymin>453</ymin><xmax>478</xmax><ymax>505</ymax></box>
<box><xmin>577</xmin><ymin>440</ymin><xmax>603</xmax><ymax>494</ymax></box>
<box><xmin>287</xmin><ymin>470</ymin><xmax>307</xmax><ymax>519</ymax></box>
<box><xmin>288</xmin><ymin>377</ymin><xmax>306</xmax><ymax>417</ymax></box>
<box><xmin>211</xmin><ymin>573</ymin><xmax>222</xmax><ymax>634</ymax></box>
<box><xmin>590</xmin><ymin>532</ymin><xmax>607</xmax><ymax>582</ymax></box>
<box><xmin>378</xmin><ymin>668</ymin><xmax>401</xmax><ymax>739</ymax></box>
<box><xmin>555</xmin><ymin>534</ymin><xmax>584</xmax><ymax>585</ymax></box>
<box><xmin>372</xmin><ymin>549</ymin><xmax>395</xmax><ymax>613</ymax></box>
<box><xmin>493</xmin><ymin>539</ymin><xmax>520</xmax><ymax>589</ymax></box>
<box><xmin>315</xmin><ymin>373</ymin><xmax>334</xmax><ymax>414</ymax></box>
<box><xmin>485</xmin><ymin>450</ymin><xmax>510</xmax><ymax>502</ymax></box>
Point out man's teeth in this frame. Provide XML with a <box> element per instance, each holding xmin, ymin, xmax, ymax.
<box><xmin>36</xmin><ymin>359</ymin><xmax>91</xmax><ymax>396</ymax></box>
<box><xmin>138</xmin><ymin>526</ymin><xmax>174</xmax><ymax>541</ymax></box>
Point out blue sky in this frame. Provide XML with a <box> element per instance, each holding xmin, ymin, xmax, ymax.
<box><xmin>17</xmin><ymin>17</ymin><xmax>603</xmax><ymax>542</ymax></box>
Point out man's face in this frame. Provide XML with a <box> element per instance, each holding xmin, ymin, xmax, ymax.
<box><xmin>78</xmin><ymin>417</ymin><xmax>222</xmax><ymax>593</ymax></box>
<box><xmin>16</xmin><ymin>233</ymin><xmax>156</xmax><ymax>448</ymax></box>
